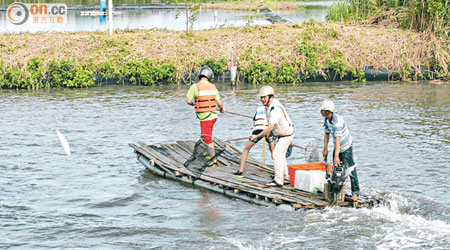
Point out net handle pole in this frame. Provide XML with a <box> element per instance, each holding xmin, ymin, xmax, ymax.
<box><xmin>225</xmin><ymin>111</ymin><xmax>253</xmax><ymax>119</ymax></box>
<box><xmin>262</xmin><ymin>137</ymin><xmax>266</xmax><ymax>168</ymax></box>
<box><xmin>225</xmin><ymin>111</ymin><xmax>307</xmax><ymax>150</ymax></box>
<box><xmin>224</xmin><ymin>136</ymin><xmax>248</xmax><ymax>142</ymax></box>
<box><xmin>292</xmin><ymin>143</ymin><xmax>306</xmax><ymax>150</ymax></box>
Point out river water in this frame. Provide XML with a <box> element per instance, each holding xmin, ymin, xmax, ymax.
<box><xmin>1</xmin><ymin>82</ymin><xmax>449</xmax><ymax>249</ymax></box>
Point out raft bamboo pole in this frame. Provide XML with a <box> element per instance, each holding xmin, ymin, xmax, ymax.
<box><xmin>130</xmin><ymin>143</ymin><xmax>177</xmax><ymax>176</ymax></box>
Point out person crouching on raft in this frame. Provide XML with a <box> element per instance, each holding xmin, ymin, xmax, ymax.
<box><xmin>234</xmin><ymin>106</ymin><xmax>275</xmax><ymax>177</ymax></box>
<box><xmin>320</xmin><ymin>100</ymin><xmax>360</xmax><ymax>201</ymax></box>
<box><xmin>250</xmin><ymin>86</ymin><xmax>294</xmax><ymax>187</ymax></box>
<box><xmin>186</xmin><ymin>67</ymin><xmax>225</xmax><ymax>167</ymax></box>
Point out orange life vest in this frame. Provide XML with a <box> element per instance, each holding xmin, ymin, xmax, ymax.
<box><xmin>194</xmin><ymin>81</ymin><xmax>217</xmax><ymax>113</ymax></box>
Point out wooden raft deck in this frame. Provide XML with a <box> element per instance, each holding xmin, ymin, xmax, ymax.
<box><xmin>130</xmin><ymin>140</ymin><xmax>379</xmax><ymax>210</ymax></box>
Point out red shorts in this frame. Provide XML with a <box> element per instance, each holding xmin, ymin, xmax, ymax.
<box><xmin>200</xmin><ymin>118</ymin><xmax>217</xmax><ymax>144</ymax></box>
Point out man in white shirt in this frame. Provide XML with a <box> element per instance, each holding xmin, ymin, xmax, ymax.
<box><xmin>250</xmin><ymin>86</ymin><xmax>295</xmax><ymax>187</ymax></box>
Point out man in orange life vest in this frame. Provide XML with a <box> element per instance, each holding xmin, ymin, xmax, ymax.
<box><xmin>186</xmin><ymin>67</ymin><xmax>225</xmax><ymax>167</ymax></box>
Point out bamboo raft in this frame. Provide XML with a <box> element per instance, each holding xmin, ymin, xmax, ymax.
<box><xmin>130</xmin><ymin>140</ymin><xmax>380</xmax><ymax>210</ymax></box>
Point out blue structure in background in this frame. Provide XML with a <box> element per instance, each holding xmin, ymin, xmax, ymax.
<box><xmin>99</xmin><ymin>0</ymin><xmax>107</xmax><ymax>11</ymax></box>
<box><xmin>100</xmin><ymin>0</ymin><xmax>107</xmax><ymax>24</ymax></box>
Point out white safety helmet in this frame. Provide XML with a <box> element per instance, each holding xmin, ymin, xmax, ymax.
<box><xmin>258</xmin><ymin>86</ymin><xmax>274</xmax><ymax>97</ymax></box>
<box><xmin>320</xmin><ymin>100</ymin><xmax>335</xmax><ymax>113</ymax></box>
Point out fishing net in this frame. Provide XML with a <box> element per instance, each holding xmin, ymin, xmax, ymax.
<box><xmin>184</xmin><ymin>137</ymin><xmax>226</xmax><ymax>177</ymax></box>
<box><xmin>286</xmin><ymin>143</ymin><xmax>293</xmax><ymax>158</ymax></box>
<box><xmin>304</xmin><ymin>139</ymin><xmax>321</xmax><ymax>162</ymax></box>
<box><xmin>275</xmin><ymin>138</ymin><xmax>321</xmax><ymax>161</ymax></box>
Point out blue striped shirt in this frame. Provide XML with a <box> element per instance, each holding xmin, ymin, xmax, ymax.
<box><xmin>324</xmin><ymin>113</ymin><xmax>353</xmax><ymax>152</ymax></box>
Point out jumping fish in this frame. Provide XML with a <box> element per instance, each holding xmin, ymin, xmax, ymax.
<box><xmin>56</xmin><ymin>129</ymin><xmax>71</xmax><ymax>156</ymax></box>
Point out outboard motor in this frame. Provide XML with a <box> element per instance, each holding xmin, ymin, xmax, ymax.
<box><xmin>325</xmin><ymin>159</ymin><xmax>347</xmax><ymax>204</ymax></box>
<box><xmin>331</xmin><ymin>165</ymin><xmax>345</xmax><ymax>194</ymax></box>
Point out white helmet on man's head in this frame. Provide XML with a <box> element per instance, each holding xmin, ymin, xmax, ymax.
<box><xmin>258</xmin><ymin>86</ymin><xmax>274</xmax><ymax>97</ymax></box>
<box><xmin>320</xmin><ymin>100</ymin><xmax>335</xmax><ymax>113</ymax></box>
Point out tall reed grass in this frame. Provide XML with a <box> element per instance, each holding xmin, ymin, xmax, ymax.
<box><xmin>327</xmin><ymin>0</ymin><xmax>449</xmax><ymax>37</ymax></box>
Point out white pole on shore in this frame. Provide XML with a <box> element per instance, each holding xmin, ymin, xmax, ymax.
<box><xmin>230</xmin><ymin>45</ymin><xmax>237</xmax><ymax>84</ymax></box>
<box><xmin>108</xmin><ymin>0</ymin><xmax>113</xmax><ymax>35</ymax></box>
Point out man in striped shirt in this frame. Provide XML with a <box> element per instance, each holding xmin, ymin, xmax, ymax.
<box><xmin>321</xmin><ymin>100</ymin><xmax>360</xmax><ymax>201</ymax></box>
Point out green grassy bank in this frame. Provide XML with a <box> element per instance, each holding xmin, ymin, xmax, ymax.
<box><xmin>1</xmin><ymin>21</ymin><xmax>449</xmax><ymax>89</ymax></box>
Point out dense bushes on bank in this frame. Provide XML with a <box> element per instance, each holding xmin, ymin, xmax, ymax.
<box><xmin>0</xmin><ymin>58</ymin><xmax>179</xmax><ymax>89</ymax></box>
<box><xmin>0</xmin><ymin>53</ymin><xmax>370</xmax><ymax>89</ymax></box>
